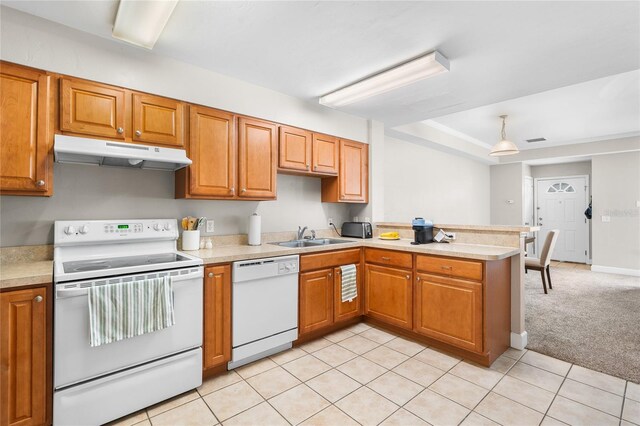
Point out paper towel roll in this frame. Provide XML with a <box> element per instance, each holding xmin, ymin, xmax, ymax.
<box><xmin>248</xmin><ymin>213</ymin><xmax>261</xmax><ymax>246</ymax></box>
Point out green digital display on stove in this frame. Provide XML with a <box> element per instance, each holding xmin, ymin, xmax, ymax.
<box><xmin>118</xmin><ymin>225</ymin><xmax>129</xmax><ymax>229</ymax></box>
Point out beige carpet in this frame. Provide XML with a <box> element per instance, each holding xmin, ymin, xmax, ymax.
<box><xmin>525</xmin><ymin>265</ymin><xmax>640</xmax><ymax>383</ymax></box>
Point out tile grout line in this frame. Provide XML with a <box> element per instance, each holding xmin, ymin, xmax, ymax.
<box><xmin>620</xmin><ymin>381</ymin><xmax>628</xmax><ymax>425</ymax></box>
<box><xmin>543</xmin><ymin>363</ymin><xmax>572</xmax><ymax>425</ymax></box>
<box><xmin>239</xmin><ymin>373</ymin><xmax>295</xmax><ymax>426</ymax></box>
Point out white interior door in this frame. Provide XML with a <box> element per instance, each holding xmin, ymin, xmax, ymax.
<box><xmin>523</xmin><ymin>176</ymin><xmax>535</xmax><ymax>256</ymax></box>
<box><xmin>536</xmin><ymin>177</ymin><xmax>588</xmax><ymax>263</ymax></box>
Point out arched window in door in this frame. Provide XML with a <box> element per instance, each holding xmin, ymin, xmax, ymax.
<box><xmin>547</xmin><ymin>182</ymin><xmax>575</xmax><ymax>193</ymax></box>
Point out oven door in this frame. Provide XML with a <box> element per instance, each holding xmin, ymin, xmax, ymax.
<box><xmin>54</xmin><ymin>266</ymin><xmax>203</xmax><ymax>389</ymax></box>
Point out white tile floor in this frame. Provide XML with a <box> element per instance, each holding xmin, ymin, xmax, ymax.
<box><xmin>110</xmin><ymin>323</ymin><xmax>640</xmax><ymax>426</ymax></box>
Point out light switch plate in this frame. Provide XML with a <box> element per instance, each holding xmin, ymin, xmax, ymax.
<box><xmin>601</xmin><ymin>216</ymin><xmax>611</xmax><ymax>223</ymax></box>
<box><xmin>206</xmin><ymin>220</ymin><xmax>215</xmax><ymax>233</ymax></box>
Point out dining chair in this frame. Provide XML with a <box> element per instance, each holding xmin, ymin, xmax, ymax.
<box><xmin>525</xmin><ymin>230</ymin><xmax>559</xmax><ymax>294</ymax></box>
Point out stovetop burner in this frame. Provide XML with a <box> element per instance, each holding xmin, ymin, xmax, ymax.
<box><xmin>63</xmin><ymin>253</ymin><xmax>190</xmax><ymax>274</ymax></box>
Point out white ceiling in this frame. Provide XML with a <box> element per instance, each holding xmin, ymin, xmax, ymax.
<box><xmin>429</xmin><ymin>70</ymin><xmax>640</xmax><ymax>151</ymax></box>
<box><xmin>3</xmin><ymin>1</ymin><xmax>639</xmax><ymax>128</ymax></box>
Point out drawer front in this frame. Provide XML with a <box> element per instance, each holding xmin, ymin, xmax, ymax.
<box><xmin>416</xmin><ymin>255</ymin><xmax>483</xmax><ymax>281</ymax></box>
<box><xmin>365</xmin><ymin>248</ymin><xmax>412</xmax><ymax>269</ymax></box>
<box><xmin>300</xmin><ymin>248</ymin><xmax>361</xmax><ymax>272</ymax></box>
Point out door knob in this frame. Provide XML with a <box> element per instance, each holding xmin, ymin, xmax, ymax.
<box><xmin>36</xmin><ymin>180</ymin><xmax>45</xmax><ymax>186</ymax></box>
<box><xmin>34</xmin><ymin>295</ymin><xmax>43</xmax><ymax>303</ymax></box>
<box><xmin>117</xmin><ymin>127</ymin><xmax>124</xmax><ymax>134</ymax></box>
<box><xmin>135</xmin><ymin>130</ymin><xmax>142</xmax><ymax>137</ymax></box>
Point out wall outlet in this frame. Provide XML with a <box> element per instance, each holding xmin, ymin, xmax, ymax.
<box><xmin>206</xmin><ymin>220</ymin><xmax>215</xmax><ymax>233</ymax></box>
<box><xmin>445</xmin><ymin>232</ymin><xmax>457</xmax><ymax>240</ymax></box>
<box><xmin>601</xmin><ymin>215</ymin><xmax>611</xmax><ymax>223</ymax></box>
<box><xmin>364</xmin><ymin>217</ymin><xmax>371</xmax><ymax>223</ymax></box>
<box><xmin>327</xmin><ymin>218</ymin><xmax>334</xmax><ymax>227</ymax></box>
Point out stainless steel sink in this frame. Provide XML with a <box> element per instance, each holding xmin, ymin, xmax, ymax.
<box><xmin>271</xmin><ymin>238</ymin><xmax>352</xmax><ymax>248</ymax></box>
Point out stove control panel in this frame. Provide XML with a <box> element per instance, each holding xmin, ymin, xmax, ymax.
<box><xmin>55</xmin><ymin>219</ymin><xmax>179</xmax><ymax>245</ymax></box>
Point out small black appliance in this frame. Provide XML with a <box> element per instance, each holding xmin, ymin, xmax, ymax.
<box><xmin>411</xmin><ymin>217</ymin><xmax>433</xmax><ymax>245</ymax></box>
<box><xmin>341</xmin><ymin>222</ymin><xmax>373</xmax><ymax>239</ymax></box>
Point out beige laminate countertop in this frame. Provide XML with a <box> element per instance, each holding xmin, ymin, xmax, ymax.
<box><xmin>0</xmin><ymin>239</ymin><xmax>519</xmax><ymax>291</ymax></box>
<box><xmin>191</xmin><ymin>238</ymin><xmax>520</xmax><ymax>264</ymax></box>
<box><xmin>0</xmin><ymin>261</ymin><xmax>53</xmax><ymax>290</ymax></box>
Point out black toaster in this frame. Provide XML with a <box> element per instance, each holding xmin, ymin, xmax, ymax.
<box><xmin>341</xmin><ymin>222</ymin><xmax>373</xmax><ymax>239</ymax></box>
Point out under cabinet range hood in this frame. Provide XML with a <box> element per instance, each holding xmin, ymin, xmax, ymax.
<box><xmin>54</xmin><ymin>135</ymin><xmax>192</xmax><ymax>171</ymax></box>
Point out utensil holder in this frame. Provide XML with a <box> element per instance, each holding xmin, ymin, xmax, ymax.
<box><xmin>182</xmin><ymin>230</ymin><xmax>200</xmax><ymax>251</ymax></box>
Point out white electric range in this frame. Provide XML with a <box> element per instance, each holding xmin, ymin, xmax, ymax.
<box><xmin>53</xmin><ymin>219</ymin><xmax>203</xmax><ymax>426</ymax></box>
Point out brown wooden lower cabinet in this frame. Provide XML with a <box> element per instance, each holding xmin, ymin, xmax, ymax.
<box><xmin>364</xmin><ymin>264</ymin><xmax>413</xmax><ymax>330</ymax></box>
<box><xmin>299</xmin><ymin>269</ymin><xmax>334</xmax><ymax>335</ymax></box>
<box><xmin>0</xmin><ymin>286</ymin><xmax>49</xmax><ymax>426</ymax></box>
<box><xmin>203</xmin><ymin>265</ymin><xmax>231</xmax><ymax>371</ymax></box>
<box><xmin>298</xmin><ymin>249</ymin><xmax>363</xmax><ymax>336</ymax></box>
<box><xmin>414</xmin><ymin>272</ymin><xmax>483</xmax><ymax>353</ymax></box>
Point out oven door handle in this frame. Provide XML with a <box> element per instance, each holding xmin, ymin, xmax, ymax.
<box><xmin>56</xmin><ymin>268</ymin><xmax>203</xmax><ymax>299</ymax></box>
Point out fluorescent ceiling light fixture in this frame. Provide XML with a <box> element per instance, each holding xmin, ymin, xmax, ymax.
<box><xmin>112</xmin><ymin>0</ymin><xmax>179</xmax><ymax>49</ymax></box>
<box><xmin>489</xmin><ymin>115</ymin><xmax>520</xmax><ymax>156</ymax></box>
<box><xmin>319</xmin><ymin>51</ymin><xmax>450</xmax><ymax>107</ymax></box>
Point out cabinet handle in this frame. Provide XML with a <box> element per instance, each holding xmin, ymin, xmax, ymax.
<box><xmin>135</xmin><ymin>130</ymin><xmax>142</xmax><ymax>137</ymax></box>
<box><xmin>241</xmin><ymin>188</ymin><xmax>246</xmax><ymax>193</ymax></box>
<box><xmin>406</xmin><ymin>275</ymin><xmax>410</xmax><ymax>280</ymax></box>
<box><xmin>381</xmin><ymin>256</ymin><xmax>391</xmax><ymax>261</ymax></box>
<box><xmin>117</xmin><ymin>127</ymin><xmax>124</xmax><ymax>134</ymax></box>
<box><xmin>230</xmin><ymin>187</ymin><xmax>235</xmax><ymax>194</ymax></box>
<box><xmin>416</xmin><ymin>276</ymin><xmax>421</xmax><ymax>282</ymax></box>
<box><xmin>328</xmin><ymin>273</ymin><xmax>332</xmax><ymax>278</ymax></box>
<box><xmin>34</xmin><ymin>295</ymin><xmax>43</xmax><ymax>303</ymax></box>
<box><xmin>313</xmin><ymin>165</ymin><xmax>318</xmax><ymax>171</ymax></box>
<box><xmin>306</xmin><ymin>164</ymin><xmax>310</xmax><ymax>170</ymax></box>
<box><xmin>36</xmin><ymin>180</ymin><xmax>45</xmax><ymax>187</ymax></box>
<box><xmin>208</xmin><ymin>272</ymin><xmax>214</xmax><ymax>278</ymax></box>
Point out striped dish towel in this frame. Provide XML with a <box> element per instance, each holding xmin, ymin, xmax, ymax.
<box><xmin>88</xmin><ymin>276</ymin><xmax>175</xmax><ymax>347</ymax></box>
<box><xmin>340</xmin><ymin>264</ymin><xmax>358</xmax><ymax>303</ymax></box>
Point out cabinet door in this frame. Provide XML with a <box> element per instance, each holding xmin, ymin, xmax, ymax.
<box><xmin>312</xmin><ymin>133</ymin><xmax>338</xmax><ymax>175</ymax></box>
<box><xmin>279</xmin><ymin>126</ymin><xmax>311</xmax><ymax>172</ymax></box>
<box><xmin>339</xmin><ymin>140</ymin><xmax>368</xmax><ymax>202</ymax></box>
<box><xmin>299</xmin><ymin>269</ymin><xmax>334</xmax><ymax>335</ymax></box>
<box><xmin>0</xmin><ymin>287</ymin><xmax>47</xmax><ymax>426</ymax></box>
<box><xmin>132</xmin><ymin>93</ymin><xmax>184</xmax><ymax>147</ymax></box>
<box><xmin>60</xmin><ymin>77</ymin><xmax>126</xmax><ymax>139</ymax></box>
<box><xmin>0</xmin><ymin>63</ymin><xmax>51</xmax><ymax>194</ymax></box>
<box><xmin>188</xmin><ymin>106</ymin><xmax>236</xmax><ymax>198</ymax></box>
<box><xmin>415</xmin><ymin>273</ymin><xmax>483</xmax><ymax>353</ymax></box>
<box><xmin>238</xmin><ymin>117</ymin><xmax>277</xmax><ymax>199</ymax></box>
<box><xmin>334</xmin><ymin>265</ymin><xmax>362</xmax><ymax>323</ymax></box>
<box><xmin>364</xmin><ymin>264</ymin><xmax>412</xmax><ymax>329</ymax></box>
<box><xmin>203</xmin><ymin>265</ymin><xmax>231</xmax><ymax>370</ymax></box>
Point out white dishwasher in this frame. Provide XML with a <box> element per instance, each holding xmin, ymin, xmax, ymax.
<box><xmin>229</xmin><ymin>255</ymin><xmax>299</xmax><ymax>369</ymax></box>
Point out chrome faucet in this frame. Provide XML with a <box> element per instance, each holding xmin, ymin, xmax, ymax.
<box><xmin>297</xmin><ymin>226</ymin><xmax>308</xmax><ymax>240</ymax></box>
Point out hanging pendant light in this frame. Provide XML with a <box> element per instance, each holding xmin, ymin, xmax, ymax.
<box><xmin>490</xmin><ymin>115</ymin><xmax>520</xmax><ymax>156</ymax></box>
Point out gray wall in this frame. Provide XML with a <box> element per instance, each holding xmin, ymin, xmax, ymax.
<box><xmin>592</xmin><ymin>152</ymin><xmax>640</xmax><ymax>271</ymax></box>
<box><xmin>490</xmin><ymin>163</ymin><xmax>524</xmax><ymax>225</ymax></box>
<box><xmin>530</xmin><ymin>161</ymin><xmax>591</xmax><ymax>180</ymax></box>
<box><xmin>0</xmin><ymin>164</ymin><xmax>351</xmax><ymax>246</ymax></box>
<box><xmin>383</xmin><ymin>137</ymin><xmax>491</xmax><ymax>225</ymax></box>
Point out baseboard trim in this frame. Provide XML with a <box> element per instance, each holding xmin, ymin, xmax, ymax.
<box><xmin>591</xmin><ymin>265</ymin><xmax>640</xmax><ymax>277</ymax></box>
<box><xmin>510</xmin><ymin>331</ymin><xmax>528</xmax><ymax>350</ymax></box>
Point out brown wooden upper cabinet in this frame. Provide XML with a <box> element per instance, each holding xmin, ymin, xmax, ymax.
<box><xmin>60</xmin><ymin>77</ymin><xmax>126</xmax><ymax>140</ymax></box>
<box><xmin>176</xmin><ymin>105</ymin><xmax>236</xmax><ymax>198</ymax></box>
<box><xmin>278</xmin><ymin>128</ymin><xmax>339</xmax><ymax>177</ymax></box>
<box><xmin>60</xmin><ymin>77</ymin><xmax>184</xmax><ymax>148</ymax></box>
<box><xmin>321</xmin><ymin>139</ymin><xmax>368</xmax><ymax>203</ymax></box>
<box><xmin>132</xmin><ymin>93</ymin><xmax>184</xmax><ymax>147</ymax></box>
<box><xmin>238</xmin><ymin>117</ymin><xmax>277</xmax><ymax>199</ymax></box>
<box><xmin>0</xmin><ymin>286</ymin><xmax>48</xmax><ymax>426</ymax></box>
<box><xmin>0</xmin><ymin>62</ymin><xmax>52</xmax><ymax>196</ymax></box>
<box><xmin>279</xmin><ymin>125</ymin><xmax>311</xmax><ymax>172</ymax></box>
